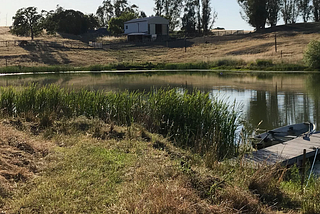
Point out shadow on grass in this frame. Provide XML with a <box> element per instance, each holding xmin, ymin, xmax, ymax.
<box><xmin>22</xmin><ymin>41</ymin><xmax>71</xmax><ymax>65</ymax></box>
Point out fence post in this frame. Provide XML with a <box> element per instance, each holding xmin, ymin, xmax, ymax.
<box><xmin>5</xmin><ymin>57</ymin><xmax>8</xmax><ymax>67</ymax></box>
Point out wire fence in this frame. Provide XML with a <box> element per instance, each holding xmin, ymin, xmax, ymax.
<box><xmin>211</xmin><ymin>30</ymin><xmax>247</xmax><ymax>36</ymax></box>
<box><xmin>0</xmin><ymin>40</ymin><xmax>104</xmax><ymax>49</ymax></box>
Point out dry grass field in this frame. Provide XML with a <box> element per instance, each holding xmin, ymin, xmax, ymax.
<box><xmin>0</xmin><ymin>22</ymin><xmax>320</xmax><ymax>68</ymax></box>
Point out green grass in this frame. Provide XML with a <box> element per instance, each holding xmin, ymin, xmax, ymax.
<box><xmin>8</xmin><ymin>138</ymin><xmax>135</xmax><ymax>213</ymax></box>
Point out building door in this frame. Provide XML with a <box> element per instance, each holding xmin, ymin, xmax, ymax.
<box><xmin>155</xmin><ymin>24</ymin><xmax>162</xmax><ymax>35</ymax></box>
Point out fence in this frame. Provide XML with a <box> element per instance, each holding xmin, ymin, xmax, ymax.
<box><xmin>211</xmin><ymin>30</ymin><xmax>247</xmax><ymax>36</ymax></box>
<box><xmin>0</xmin><ymin>40</ymin><xmax>103</xmax><ymax>49</ymax></box>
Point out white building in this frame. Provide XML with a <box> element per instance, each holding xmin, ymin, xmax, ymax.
<box><xmin>124</xmin><ymin>16</ymin><xmax>169</xmax><ymax>42</ymax></box>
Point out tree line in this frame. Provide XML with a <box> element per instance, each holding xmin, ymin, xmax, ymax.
<box><xmin>10</xmin><ymin>0</ymin><xmax>320</xmax><ymax>40</ymax></box>
<box><xmin>238</xmin><ymin>0</ymin><xmax>320</xmax><ymax>30</ymax></box>
<box><xmin>10</xmin><ymin>0</ymin><xmax>217</xmax><ymax>39</ymax></box>
<box><xmin>10</xmin><ymin>1</ymin><xmax>144</xmax><ymax>39</ymax></box>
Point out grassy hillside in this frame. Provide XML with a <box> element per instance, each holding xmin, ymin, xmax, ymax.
<box><xmin>0</xmin><ymin>23</ymin><xmax>319</xmax><ymax>69</ymax></box>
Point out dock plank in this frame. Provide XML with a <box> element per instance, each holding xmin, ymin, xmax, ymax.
<box><xmin>247</xmin><ymin>133</ymin><xmax>320</xmax><ymax>166</ymax></box>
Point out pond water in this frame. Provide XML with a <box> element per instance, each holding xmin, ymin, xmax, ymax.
<box><xmin>1</xmin><ymin>71</ymin><xmax>320</xmax><ymax>131</ymax></box>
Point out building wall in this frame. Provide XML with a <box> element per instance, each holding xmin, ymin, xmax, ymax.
<box><xmin>162</xmin><ymin>25</ymin><xmax>168</xmax><ymax>35</ymax></box>
<box><xmin>149</xmin><ymin>24</ymin><xmax>155</xmax><ymax>35</ymax></box>
<box><xmin>124</xmin><ymin>21</ymin><xmax>148</xmax><ymax>34</ymax></box>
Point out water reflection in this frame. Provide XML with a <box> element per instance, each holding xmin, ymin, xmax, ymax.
<box><xmin>1</xmin><ymin>72</ymin><xmax>320</xmax><ymax>130</ymax></box>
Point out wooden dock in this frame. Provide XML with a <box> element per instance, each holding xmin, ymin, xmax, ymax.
<box><xmin>246</xmin><ymin>133</ymin><xmax>320</xmax><ymax>166</ymax></box>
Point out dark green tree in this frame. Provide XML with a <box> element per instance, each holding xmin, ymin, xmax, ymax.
<box><xmin>42</xmin><ymin>7</ymin><xmax>98</xmax><ymax>35</ymax></box>
<box><xmin>85</xmin><ymin>14</ymin><xmax>100</xmax><ymax>31</ymax></box>
<box><xmin>238</xmin><ymin>0</ymin><xmax>268</xmax><ymax>30</ymax></box>
<box><xmin>201</xmin><ymin>0</ymin><xmax>217</xmax><ymax>33</ymax></box>
<box><xmin>202</xmin><ymin>0</ymin><xmax>211</xmax><ymax>33</ymax></box>
<box><xmin>11</xmin><ymin>7</ymin><xmax>43</xmax><ymax>40</ymax></box>
<box><xmin>182</xmin><ymin>0</ymin><xmax>197</xmax><ymax>34</ymax></box>
<box><xmin>267</xmin><ymin>0</ymin><xmax>281</xmax><ymax>27</ymax></box>
<box><xmin>108</xmin><ymin>12</ymin><xmax>137</xmax><ymax>35</ymax></box>
<box><xmin>41</xmin><ymin>9</ymin><xmax>57</xmax><ymax>35</ymax></box>
<box><xmin>298</xmin><ymin>0</ymin><xmax>312</xmax><ymax>22</ymax></box>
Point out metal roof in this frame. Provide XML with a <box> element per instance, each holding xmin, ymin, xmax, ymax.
<box><xmin>124</xmin><ymin>16</ymin><xmax>169</xmax><ymax>24</ymax></box>
<box><xmin>127</xmin><ymin>33</ymin><xmax>150</xmax><ymax>36</ymax></box>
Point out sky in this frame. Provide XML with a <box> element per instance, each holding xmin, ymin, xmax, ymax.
<box><xmin>0</xmin><ymin>0</ymin><xmax>253</xmax><ymax>30</ymax></box>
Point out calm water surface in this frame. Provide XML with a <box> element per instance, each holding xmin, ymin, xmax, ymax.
<box><xmin>1</xmin><ymin>71</ymin><xmax>320</xmax><ymax>131</ymax></box>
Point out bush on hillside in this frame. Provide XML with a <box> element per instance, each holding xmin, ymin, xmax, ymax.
<box><xmin>304</xmin><ymin>40</ymin><xmax>320</xmax><ymax>69</ymax></box>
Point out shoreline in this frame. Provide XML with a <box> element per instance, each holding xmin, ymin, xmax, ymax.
<box><xmin>0</xmin><ymin>69</ymin><xmax>318</xmax><ymax>77</ymax></box>
<box><xmin>0</xmin><ymin>62</ymin><xmax>318</xmax><ymax>76</ymax></box>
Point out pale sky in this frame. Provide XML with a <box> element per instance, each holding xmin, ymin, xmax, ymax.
<box><xmin>0</xmin><ymin>0</ymin><xmax>253</xmax><ymax>30</ymax></box>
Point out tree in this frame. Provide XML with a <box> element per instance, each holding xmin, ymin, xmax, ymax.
<box><xmin>96</xmin><ymin>0</ymin><xmax>114</xmax><ymax>27</ymax></box>
<box><xmin>42</xmin><ymin>7</ymin><xmax>98</xmax><ymax>35</ymax></box>
<box><xmin>281</xmin><ymin>0</ymin><xmax>299</xmax><ymax>24</ymax></box>
<box><xmin>201</xmin><ymin>0</ymin><xmax>217</xmax><ymax>33</ymax></box>
<box><xmin>182</xmin><ymin>0</ymin><xmax>197</xmax><ymax>34</ymax></box>
<box><xmin>267</xmin><ymin>0</ymin><xmax>281</xmax><ymax>27</ymax></box>
<box><xmin>304</xmin><ymin>40</ymin><xmax>320</xmax><ymax>69</ymax></box>
<box><xmin>96</xmin><ymin>0</ymin><xmax>140</xmax><ymax>28</ymax></box>
<box><xmin>85</xmin><ymin>14</ymin><xmax>100</xmax><ymax>31</ymax></box>
<box><xmin>298</xmin><ymin>0</ymin><xmax>312</xmax><ymax>22</ymax></box>
<box><xmin>238</xmin><ymin>0</ymin><xmax>268</xmax><ymax>30</ymax></box>
<box><xmin>290</xmin><ymin>0</ymin><xmax>300</xmax><ymax>23</ymax></box>
<box><xmin>154</xmin><ymin>0</ymin><xmax>183</xmax><ymax>31</ymax></box>
<box><xmin>313</xmin><ymin>0</ymin><xmax>320</xmax><ymax>21</ymax></box>
<box><xmin>180</xmin><ymin>0</ymin><xmax>217</xmax><ymax>34</ymax></box>
<box><xmin>154</xmin><ymin>0</ymin><xmax>164</xmax><ymax>16</ymax></box>
<box><xmin>11</xmin><ymin>7</ymin><xmax>43</xmax><ymax>40</ymax></box>
<box><xmin>108</xmin><ymin>12</ymin><xmax>137</xmax><ymax>35</ymax></box>
<box><xmin>139</xmin><ymin>11</ymin><xmax>147</xmax><ymax>18</ymax></box>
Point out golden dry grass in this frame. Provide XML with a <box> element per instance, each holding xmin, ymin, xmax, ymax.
<box><xmin>0</xmin><ymin>26</ymin><xmax>319</xmax><ymax>68</ymax></box>
<box><xmin>0</xmin><ymin>119</ymin><xmax>53</xmax><ymax>207</ymax></box>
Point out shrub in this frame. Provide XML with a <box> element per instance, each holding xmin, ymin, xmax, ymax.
<box><xmin>304</xmin><ymin>40</ymin><xmax>320</xmax><ymax>69</ymax></box>
<box><xmin>256</xmin><ymin>59</ymin><xmax>273</xmax><ymax>67</ymax></box>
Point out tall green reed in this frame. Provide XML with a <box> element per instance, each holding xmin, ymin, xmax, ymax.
<box><xmin>0</xmin><ymin>84</ymin><xmax>242</xmax><ymax>161</ymax></box>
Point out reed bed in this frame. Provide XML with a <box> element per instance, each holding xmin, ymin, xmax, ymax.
<box><xmin>0</xmin><ymin>84</ymin><xmax>242</xmax><ymax>160</ymax></box>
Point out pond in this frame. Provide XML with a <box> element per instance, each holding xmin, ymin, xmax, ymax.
<box><xmin>1</xmin><ymin>71</ymin><xmax>320</xmax><ymax>131</ymax></box>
